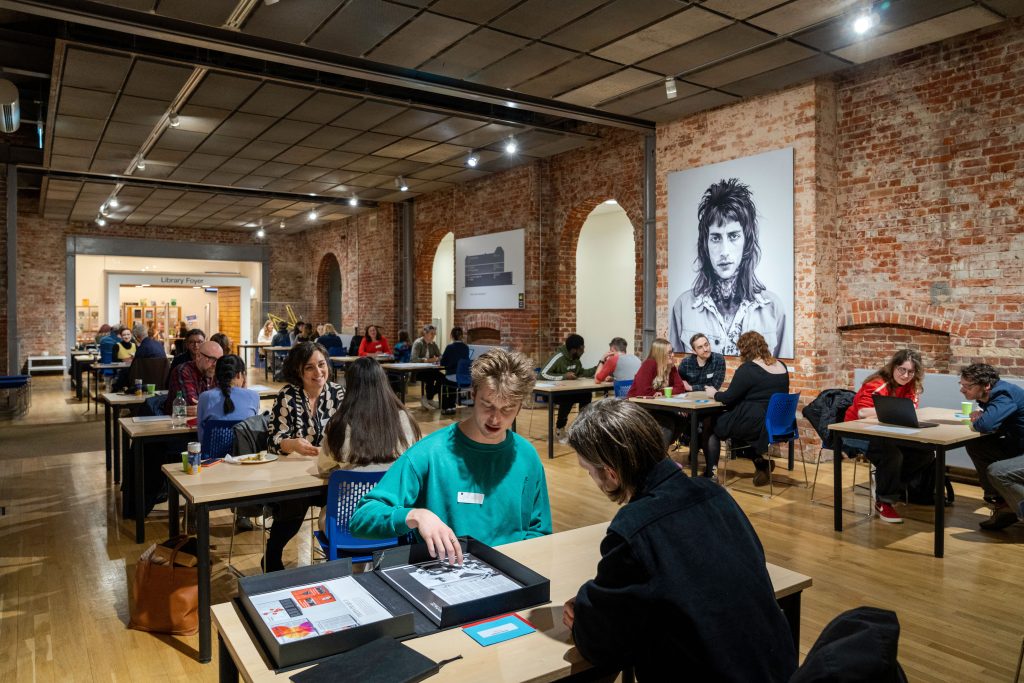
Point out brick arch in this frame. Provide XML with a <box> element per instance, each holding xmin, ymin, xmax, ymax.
<box><xmin>413</xmin><ymin>227</ymin><xmax>455</xmax><ymax>328</ymax></box>
<box><xmin>313</xmin><ymin>251</ymin><xmax>343</xmax><ymax>326</ymax></box>
<box><xmin>461</xmin><ymin>312</ymin><xmax>513</xmax><ymax>346</ymax></box>
<box><xmin>555</xmin><ymin>197</ymin><xmax>643</xmax><ymax>349</ymax></box>
<box><xmin>839</xmin><ymin>300</ymin><xmax>971</xmax><ymax>338</ymax></box>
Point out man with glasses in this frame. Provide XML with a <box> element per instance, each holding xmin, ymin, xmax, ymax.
<box><xmin>164</xmin><ymin>340</ymin><xmax>223</xmax><ymax>415</ymax></box>
<box><xmin>168</xmin><ymin>328</ymin><xmax>206</xmax><ymax>376</ymax></box>
<box><xmin>960</xmin><ymin>363</ymin><xmax>1024</xmax><ymax>531</ymax></box>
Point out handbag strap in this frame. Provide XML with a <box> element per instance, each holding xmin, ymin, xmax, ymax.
<box><xmin>166</xmin><ymin>534</ymin><xmax>191</xmax><ymax>567</ymax></box>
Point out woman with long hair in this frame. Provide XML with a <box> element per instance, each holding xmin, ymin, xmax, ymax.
<box><xmin>627</xmin><ymin>338</ymin><xmax>691</xmax><ymax>448</ymax></box>
<box><xmin>196</xmin><ymin>354</ymin><xmax>261</xmax><ymax>443</ymax></box>
<box><xmin>844</xmin><ymin>348</ymin><xmax>930</xmax><ymax>523</ymax></box>
<box><xmin>704</xmin><ymin>330</ymin><xmax>789</xmax><ymax>485</ymax></box>
<box><xmin>257</xmin><ymin>319</ymin><xmax>275</xmax><ymax>344</ymax></box>
<box><xmin>358</xmin><ymin>324</ymin><xmax>392</xmax><ymax>356</ymax></box>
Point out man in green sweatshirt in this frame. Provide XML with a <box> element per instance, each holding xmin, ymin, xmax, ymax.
<box><xmin>350</xmin><ymin>347</ymin><xmax>551</xmax><ymax>565</ymax></box>
<box><xmin>540</xmin><ymin>333</ymin><xmax>597</xmax><ymax>442</ymax></box>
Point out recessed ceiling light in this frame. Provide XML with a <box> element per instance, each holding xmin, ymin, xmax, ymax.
<box><xmin>504</xmin><ymin>137</ymin><xmax>518</xmax><ymax>154</ymax></box>
<box><xmin>396</xmin><ymin>176</ymin><xmax>408</xmax><ymax>192</ymax></box>
<box><xmin>100</xmin><ymin>204</ymin><xmax>109</xmax><ymax>216</ymax></box>
<box><xmin>348</xmin><ymin>196</ymin><xmax>358</xmax><ymax>207</ymax></box>
<box><xmin>168</xmin><ymin>113</ymin><xmax>180</xmax><ymax>128</ymax></box>
<box><xmin>466</xmin><ymin>151</ymin><xmax>479</xmax><ymax>167</ymax></box>
<box><xmin>279</xmin><ymin>220</ymin><xmax>286</xmax><ymax>229</ymax></box>
<box><xmin>136</xmin><ymin>159</ymin><xmax>146</xmax><ymax>170</ymax></box>
<box><xmin>308</xmin><ymin>209</ymin><xmax>318</xmax><ymax>221</ymax></box>
<box><xmin>108</xmin><ymin>197</ymin><xmax>120</xmax><ymax>209</ymax></box>
<box><xmin>853</xmin><ymin>12</ymin><xmax>877</xmax><ymax>34</ymax></box>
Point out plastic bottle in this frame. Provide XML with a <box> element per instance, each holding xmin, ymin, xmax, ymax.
<box><xmin>171</xmin><ymin>391</ymin><xmax>187</xmax><ymax>428</ymax></box>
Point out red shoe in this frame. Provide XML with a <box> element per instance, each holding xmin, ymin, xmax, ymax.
<box><xmin>874</xmin><ymin>501</ymin><xmax>903</xmax><ymax>524</ymax></box>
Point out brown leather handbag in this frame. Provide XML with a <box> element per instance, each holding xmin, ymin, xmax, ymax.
<box><xmin>128</xmin><ymin>535</ymin><xmax>199</xmax><ymax>635</ymax></box>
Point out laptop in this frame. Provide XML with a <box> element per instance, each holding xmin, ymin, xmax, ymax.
<box><xmin>873</xmin><ymin>395</ymin><xmax>939</xmax><ymax>428</ymax></box>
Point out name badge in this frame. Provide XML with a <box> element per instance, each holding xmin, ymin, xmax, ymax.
<box><xmin>707</xmin><ymin>373</ymin><xmax>714</xmax><ymax>378</ymax></box>
<box><xmin>458</xmin><ymin>491</ymin><xmax>485</xmax><ymax>505</ymax></box>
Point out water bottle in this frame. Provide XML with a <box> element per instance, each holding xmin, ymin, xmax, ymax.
<box><xmin>171</xmin><ymin>391</ymin><xmax>187</xmax><ymax>428</ymax></box>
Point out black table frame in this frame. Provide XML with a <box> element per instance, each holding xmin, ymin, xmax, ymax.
<box><xmin>533</xmin><ymin>385</ymin><xmax>615</xmax><ymax>459</ymax></box>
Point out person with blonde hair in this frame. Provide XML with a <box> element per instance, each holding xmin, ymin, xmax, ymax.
<box><xmin>563</xmin><ymin>399</ymin><xmax>796</xmax><ymax>680</ymax></box>
<box><xmin>350</xmin><ymin>348</ymin><xmax>551</xmax><ymax>565</ymax></box>
<box><xmin>627</xmin><ymin>338</ymin><xmax>692</xmax><ymax>449</ymax></box>
<box><xmin>704</xmin><ymin>330</ymin><xmax>789</xmax><ymax>485</ymax></box>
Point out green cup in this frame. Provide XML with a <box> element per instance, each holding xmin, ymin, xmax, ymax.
<box><xmin>146</xmin><ymin>383</ymin><xmax>156</xmax><ymax>395</ymax></box>
<box><xmin>181</xmin><ymin>451</ymin><xmax>189</xmax><ymax>472</ymax></box>
<box><xmin>663</xmin><ymin>387</ymin><xmax>673</xmax><ymax>398</ymax></box>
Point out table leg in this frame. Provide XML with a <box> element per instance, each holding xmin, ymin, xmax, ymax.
<box><xmin>134</xmin><ymin>437</ymin><xmax>146</xmax><ymax>544</ymax></box>
<box><xmin>934</xmin><ymin>447</ymin><xmax>946</xmax><ymax>558</ymax></box>
<box><xmin>218</xmin><ymin>633</ymin><xmax>238</xmax><ymax>681</ymax></box>
<box><xmin>168</xmin><ymin>484</ymin><xmax>180</xmax><ymax>537</ymax></box>
<box><xmin>788</xmin><ymin>439</ymin><xmax>794</xmax><ymax>471</ymax></box>
<box><xmin>86</xmin><ymin>369</ymin><xmax>92</xmax><ymax>412</ymax></box>
<box><xmin>832</xmin><ymin>432</ymin><xmax>843</xmax><ymax>532</ymax></box>
<box><xmin>778</xmin><ymin>591</ymin><xmax>802</xmax><ymax>648</ymax></box>
<box><xmin>104</xmin><ymin>400</ymin><xmax>112</xmax><ymax>471</ymax></box>
<box><xmin>401</xmin><ymin>372</ymin><xmax>408</xmax><ymax>405</ymax></box>
<box><xmin>198</xmin><ymin>503</ymin><xmax>212</xmax><ymax>663</ymax></box>
<box><xmin>547</xmin><ymin>395</ymin><xmax>555</xmax><ymax>460</ymax></box>
<box><xmin>689</xmin><ymin>410</ymin><xmax>699</xmax><ymax>477</ymax></box>
<box><xmin>118</xmin><ymin>424</ymin><xmax>129</xmax><ymax>486</ymax></box>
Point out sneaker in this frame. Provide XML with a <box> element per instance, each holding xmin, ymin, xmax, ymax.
<box><xmin>441</xmin><ymin>408</ymin><xmax>456</xmax><ymax>416</ymax></box>
<box><xmin>979</xmin><ymin>504</ymin><xmax>1018</xmax><ymax>531</ymax></box>
<box><xmin>874</xmin><ymin>501</ymin><xmax>904</xmax><ymax>524</ymax></box>
<box><xmin>419</xmin><ymin>396</ymin><xmax>435</xmax><ymax>410</ymax></box>
<box><xmin>555</xmin><ymin>427</ymin><xmax>568</xmax><ymax>444</ymax></box>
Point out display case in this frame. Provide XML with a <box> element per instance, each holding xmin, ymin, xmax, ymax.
<box><xmin>75</xmin><ymin>306</ymin><xmax>100</xmax><ymax>343</ymax></box>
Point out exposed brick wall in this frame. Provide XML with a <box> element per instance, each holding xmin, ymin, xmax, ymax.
<box><xmin>840</xmin><ymin>326</ymin><xmax>954</xmax><ymax>383</ymax></box>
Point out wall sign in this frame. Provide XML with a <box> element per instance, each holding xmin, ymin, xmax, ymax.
<box><xmin>455</xmin><ymin>228</ymin><xmax>526</xmax><ymax>310</ymax></box>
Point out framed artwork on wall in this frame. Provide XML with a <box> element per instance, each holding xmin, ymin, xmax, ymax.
<box><xmin>666</xmin><ymin>147</ymin><xmax>795</xmax><ymax>359</ymax></box>
<box><xmin>455</xmin><ymin>228</ymin><xmax>526</xmax><ymax>310</ymax></box>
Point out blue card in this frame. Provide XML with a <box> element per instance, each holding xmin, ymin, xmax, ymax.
<box><xmin>462</xmin><ymin>613</ymin><xmax>535</xmax><ymax>647</ymax></box>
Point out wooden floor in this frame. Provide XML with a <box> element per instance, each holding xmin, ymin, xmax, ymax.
<box><xmin>2</xmin><ymin>375</ymin><xmax>1023</xmax><ymax>682</ymax></box>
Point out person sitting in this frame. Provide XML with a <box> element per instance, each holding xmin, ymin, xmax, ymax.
<box><xmin>264</xmin><ymin>342</ymin><xmax>345</xmax><ymax>572</ymax></box>
<box><xmin>135</xmin><ymin>322</ymin><xmax>167</xmax><ymax>359</ymax></box>
<box><xmin>411</xmin><ymin>324</ymin><xmax>442</xmax><ymax>410</ymax></box>
<box><xmin>438</xmin><ymin>326</ymin><xmax>470</xmax><ymax>416</ymax></box>
<box><xmin>540</xmin><ymin>333</ymin><xmax>596</xmax><ymax>442</ymax></box>
<box><xmin>270</xmin><ymin>321</ymin><xmax>291</xmax><ymax>347</ymax></box>
<box><xmin>317</xmin><ymin>357</ymin><xmax>421</xmax><ymax>530</ymax></box>
<box><xmin>358</xmin><ymin>325</ymin><xmax>391</xmax><ymax>357</ymax></box>
<box><xmin>164</xmin><ymin>340</ymin><xmax>223</xmax><ymax>415</ymax></box>
<box><xmin>960</xmin><ymin>363</ymin><xmax>1024</xmax><ymax>531</ymax></box>
<box><xmin>196</xmin><ymin>354</ymin><xmax>261</xmax><ymax>443</ymax></box>
<box><xmin>95</xmin><ymin>323</ymin><xmax>112</xmax><ymax>347</ymax></box>
<box><xmin>173</xmin><ymin>321</ymin><xmax>189</xmax><ymax>356</ymax></box>
<box><xmin>350</xmin><ymin>348</ymin><xmax>551</xmax><ymax>564</ymax></box>
<box><xmin>169</xmin><ymin>328</ymin><xmax>205</xmax><ymax>376</ymax></box>
<box><xmin>704</xmin><ymin>330</ymin><xmax>789</xmax><ymax>486</ymax></box>
<box><xmin>627</xmin><ymin>338</ymin><xmax>691</xmax><ymax>449</ymax></box>
<box><xmin>115</xmin><ymin>326</ymin><xmax>137</xmax><ymax>361</ymax></box>
<box><xmin>393</xmin><ymin>330</ymin><xmax>412</xmax><ymax>363</ymax></box>
<box><xmin>114</xmin><ymin>323</ymin><xmax>161</xmax><ymax>391</ymax></box>
<box><xmin>315</xmin><ymin>323</ymin><xmax>344</xmax><ymax>354</ymax></box>
<box><xmin>844</xmin><ymin>349</ymin><xmax>931</xmax><ymax>523</ymax></box>
<box><xmin>347</xmin><ymin>325</ymin><xmax>363</xmax><ymax>356</ymax></box>
<box><xmin>563</xmin><ymin>399</ymin><xmax>797</xmax><ymax>682</ymax></box>
<box><xmin>257</xmin><ymin>320</ymin><xmax>275</xmax><ymax>344</ymax></box>
<box><xmin>209</xmin><ymin>332</ymin><xmax>232</xmax><ymax>356</ymax></box>
<box><xmin>677</xmin><ymin>331</ymin><xmax>726</xmax><ymax>452</ymax></box>
<box><xmin>593</xmin><ymin>337</ymin><xmax>641</xmax><ymax>384</ymax></box>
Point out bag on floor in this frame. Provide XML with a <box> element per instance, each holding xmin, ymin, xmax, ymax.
<box><xmin>903</xmin><ymin>466</ymin><xmax>955</xmax><ymax>507</ymax></box>
<box><xmin>128</xmin><ymin>535</ymin><xmax>199</xmax><ymax>635</ymax></box>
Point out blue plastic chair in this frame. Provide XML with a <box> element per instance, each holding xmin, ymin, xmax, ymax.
<box><xmin>613</xmin><ymin>379</ymin><xmax>633</xmax><ymax>398</ymax></box>
<box><xmin>723</xmin><ymin>392</ymin><xmax>806</xmax><ymax>497</ymax></box>
<box><xmin>200</xmin><ymin>418</ymin><xmax>241</xmax><ymax>458</ymax></box>
<box><xmin>314</xmin><ymin>470</ymin><xmax>399</xmax><ymax>563</ymax></box>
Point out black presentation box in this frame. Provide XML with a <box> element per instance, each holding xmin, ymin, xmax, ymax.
<box><xmin>237</xmin><ymin>537</ymin><xmax>550</xmax><ymax>669</ymax></box>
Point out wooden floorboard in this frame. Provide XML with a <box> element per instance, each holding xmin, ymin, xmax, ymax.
<box><xmin>1</xmin><ymin>375</ymin><xmax>1022</xmax><ymax>681</ymax></box>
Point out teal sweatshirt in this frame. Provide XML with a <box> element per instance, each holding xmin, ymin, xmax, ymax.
<box><xmin>349</xmin><ymin>422</ymin><xmax>552</xmax><ymax>546</ymax></box>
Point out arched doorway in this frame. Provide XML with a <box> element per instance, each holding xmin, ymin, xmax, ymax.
<box><xmin>576</xmin><ymin>201</ymin><xmax>637</xmax><ymax>367</ymax></box>
<box><xmin>431</xmin><ymin>232</ymin><xmax>455</xmax><ymax>348</ymax></box>
<box><xmin>316</xmin><ymin>253</ymin><xmax>342</xmax><ymax>328</ymax></box>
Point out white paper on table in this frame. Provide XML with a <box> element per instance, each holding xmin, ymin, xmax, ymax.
<box><xmin>864</xmin><ymin>424</ymin><xmax>919</xmax><ymax>435</ymax></box>
<box><xmin>535</xmin><ymin>382</ymin><xmax>555</xmax><ymax>388</ymax></box>
<box><xmin>133</xmin><ymin>416</ymin><xmax>171</xmax><ymax>423</ymax></box>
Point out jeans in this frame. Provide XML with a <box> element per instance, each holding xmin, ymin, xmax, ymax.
<box><xmin>417</xmin><ymin>370</ymin><xmax>441</xmax><ymax>401</ymax></box>
<box><xmin>863</xmin><ymin>439</ymin><xmax>935</xmax><ymax>504</ymax></box>
<box><xmin>966</xmin><ymin>434</ymin><xmax>1021</xmax><ymax>502</ymax></box>
<box><xmin>556</xmin><ymin>392</ymin><xmax>591</xmax><ymax>429</ymax></box>
<box><xmin>988</xmin><ymin>455</ymin><xmax>1024</xmax><ymax>518</ymax></box>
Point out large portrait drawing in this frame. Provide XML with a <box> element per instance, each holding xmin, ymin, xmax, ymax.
<box><xmin>667</xmin><ymin>147</ymin><xmax>794</xmax><ymax>359</ymax></box>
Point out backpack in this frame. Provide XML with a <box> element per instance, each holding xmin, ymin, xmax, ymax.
<box><xmin>902</xmin><ymin>464</ymin><xmax>955</xmax><ymax>506</ymax></box>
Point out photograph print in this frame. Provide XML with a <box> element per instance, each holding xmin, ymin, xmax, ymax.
<box><xmin>666</xmin><ymin>147</ymin><xmax>794</xmax><ymax>358</ymax></box>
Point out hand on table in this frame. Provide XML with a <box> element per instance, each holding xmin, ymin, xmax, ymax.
<box><xmin>682</xmin><ymin>381</ymin><xmax>692</xmax><ymax>392</ymax></box>
<box><xmin>281</xmin><ymin>437</ymin><xmax>319</xmax><ymax>456</ymax></box>
<box><xmin>406</xmin><ymin>508</ymin><xmax>463</xmax><ymax>565</ymax></box>
<box><xmin>704</xmin><ymin>387</ymin><xmax>718</xmax><ymax>399</ymax></box>
<box><xmin>562</xmin><ymin>597</ymin><xmax>576</xmax><ymax>629</ymax></box>
<box><xmin>970</xmin><ymin>409</ymin><xmax>983</xmax><ymax>421</ymax></box>
<box><xmin>564</xmin><ymin>372</ymin><xmax>578</xmax><ymax>380</ymax></box>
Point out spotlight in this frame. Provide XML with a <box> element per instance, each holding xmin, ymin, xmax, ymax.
<box><xmin>108</xmin><ymin>197</ymin><xmax>120</xmax><ymax>209</ymax></box>
<box><xmin>665</xmin><ymin>76</ymin><xmax>677</xmax><ymax>100</ymax></box>
<box><xmin>100</xmin><ymin>204</ymin><xmax>109</xmax><ymax>216</ymax></box>
<box><xmin>168</xmin><ymin>113</ymin><xmax>180</xmax><ymax>128</ymax></box>
<box><xmin>396</xmin><ymin>176</ymin><xmax>408</xmax><ymax>192</ymax></box>
<box><xmin>348</xmin><ymin>196</ymin><xmax>358</xmax><ymax>207</ymax></box>
<box><xmin>466</xmin><ymin>151</ymin><xmax>479</xmax><ymax>167</ymax></box>
<box><xmin>96</xmin><ymin>216</ymin><xmax>107</xmax><ymax>227</ymax></box>
<box><xmin>504</xmin><ymin>137</ymin><xmax>518</xmax><ymax>154</ymax></box>
<box><xmin>255</xmin><ymin>227</ymin><xmax>266</xmax><ymax>238</ymax></box>
<box><xmin>136</xmin><ymin>158</ymin><xmax>146</xmax><ymax>170</ymax></box>
<box><xmin>853</xmin><ymin>12</ymin><xmax>876</xmax><ymax>34</ymax></box>
<box><xmin>279</xmin><ymin>220</ymin><xmax>286</xmax><ymax>229</ymax></box>
<box><xmin>308</xmin><ymin>209</ymin><xmax>318</xmax><ymax>221</ymax></box>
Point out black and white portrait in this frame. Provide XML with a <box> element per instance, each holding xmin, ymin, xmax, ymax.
<box><xmin>667</xmin><ymin>148</ymin><xmax>794</xmax><ymax>358</ymax></box>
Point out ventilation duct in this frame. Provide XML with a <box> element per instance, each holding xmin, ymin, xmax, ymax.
<box><xmin>0</xmin><ymin>79</ymin><xmax>19</xmax><ymax>133</ymax></box>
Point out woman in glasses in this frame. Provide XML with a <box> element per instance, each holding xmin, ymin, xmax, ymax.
<box><xmin>844</xmin><ymin>348</ymin><xmax>931</xmax><ymax>524</ymax></box>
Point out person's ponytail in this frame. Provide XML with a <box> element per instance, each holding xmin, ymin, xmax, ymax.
<box><xmin>214</xmin><ymin>354</ymin><xmax>246</xmax><ymax>415</ymax></box>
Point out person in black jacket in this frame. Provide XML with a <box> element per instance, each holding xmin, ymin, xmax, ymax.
<box><xmin>564</xmin><ymin>399</ymin><xmax>796</xmax><ymax>682</ymax></box>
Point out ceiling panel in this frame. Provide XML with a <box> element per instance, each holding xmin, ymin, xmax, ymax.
<box><xmin>195</xmin><ymin>135</ymin><xmax>249</xmax><ymax>156</ymax></box>
<box><xmin>470</xmin><ymin>43</ymin><xmax>577</xmax><ymax>89</ymax></box>
<box><xmin>366</xmin><ymin>12</ymin><xmax>477</xmax><ymax>68</ymax></box>
<box><xmin>793</xmin><ymin>0</ymin><xmax>974</xmax><ymax>53</ymax></box>
<box><xmin>237</xmin><ymin>140</ymin><xmax>290</xmax><ymax>161</ymax></box>
<box><xmin>373</xmin><ymin>138</ymin><xmax>438</xmax><ymax>159</ymax></box>
<box><xmin>189</xmin><ymin>73</ymin><xmax>261</xmax><ymax>109</ymax></box>
<box><xmin>446</xmin><ymin>123</ymin><xmax>522</xmax><ymax>149</ymax></box>
<box><xmin>258</xmin><ymin>120</ymin><xmax>321</xmax><ymax>145</ymax></box>
<box><xmin>122</xmin><ymin>60</ymin><xmax>194</xmax><ymax>100</ymax></box>
<box><xmin>174</xmin><ymin>105</ymin><xmax>232</xmax><ymax>134</ymax></box>
<box><xmin>154</xmin><ymin>0</ymin><xmax>237</xmax><ymax>26</ymax></box>
<box><xmin>638</xmin><ymin>23</ymin><xmax>776</xmax><ymax>76</ymax></box>
<box><xmin>305</xmin><ymin>0</ymin><xmax>418</xmax><ymax>57</ymax></box>
<box><xmin>487</xmin><ymin>0</ymin><xmax>605</xmax><ymax>38</ymax></box>
<box><xmin>287</xmin><ymin>92</ymin><xmax>362</xmax><ymax>124</ymax></box>
<box><xmin>429</xmin><ymin>0</ymin><xmax>520</xmax><ymax>24</ymax></box>
<box><xmin>545</xmin><ymin>0</ymin><xmax>685</xmax><ymax>52</ymax></box>
<box><xmin>274</xmin><ymin>146</ymin><xmax>327</xmax><ymax>166</ymax></box>
<box><xmin>593</xmin><ymin>7</ymin><xmax>733</xmax><ymax>65</ymax></box>
<box><xmin>110</xmin><ymin>95</ymin><xmax>168</xmax><ymax>128</ymax></box>
<box><xmin>419</xmin><ymin>28</ymin><xmax>529</xmax><ymax>80</ymax></box>
<box><xmin>54</xmin><ymin>115</ymin><xmax>105</xmax><ymax>140</ymax></box>
<box><xmin>57</xmin><ymin>87</ymin><xmax>117</xmax><ymax>120</ymax></box>
<box><xmin>338</xmin><ymin>132</ymin><xmax>401</xmax><ymax>154</ymax></box>
<box><xmin>239</xmin><ymin>83</ymin><xmax>313</xmax><ymax>118</ymax></box>
<box><xmin>601</xmin><ymin>80</ymin><xmax>703</xmax><ymax>116</ymax></box>
<box><xmin>333</xmin><ymin>101</ymin><xmax>406</xmax><ymax>129</ymax></box>
<box><xmin>687</xmin><ymin>41</ymin><xmax>817</xmax><ymax>88</ymax></box>
<box><xmin>215</xmin><ymin>112</ymin><xmax>276</xmax><ymax>139</ymax></box>
<box><xmin>556</xmin><ymin>69</ymin><xmax>661</xmax><ymax>107</ymax></box>
<box><xmin>407</xmin><ymin>143</ymin><xmax>470</xmax><ymax>164</ymax></box>
<box><xmin>638</xmin><ymin>90</ymin><xmax>741</xmax><ymax>123</ymax></box>
<box><xmin>700</xmin><ymin>0</ymin><xmax>789</xmax><ymax>20</ymax></box>
<box><xmin>724</xmin><ymin>53</ymin><xmax>849</xmax><ymax>97</ymax></box>
<box><xmin>61</xmin><ymin>49</ymin><xmax>131</xmax><ymax>92</ymax></box>
<box><xmin>748</xmin><ymin>0</ymin><xmax>861</xmax><ymax>35</ymax></box>
<box><xmin>832</xmin><ymin>6</ymin><xmax>1001</xmax><ymax>63</ymax></box>
<box><xmin>372</xmin><ymin>109</ymin><xmax>448</xmax><ymax>137</ymax></box>
<box><xmin>514</xmin><ymin>56</ymin><xmax>621</xmax><ymax>98</ymax></box>
<box><xmin>414</xmin><ymin>117</ymin><xmax>487</xmax><ymax>143</ymax></box>
<box><xmin>241</xmin><ymin>0</ymin><xmax>339</xmax><ymax>44</ymax></box>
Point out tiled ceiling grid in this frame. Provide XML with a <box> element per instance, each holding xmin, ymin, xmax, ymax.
<box><xmin>90</xmin><ymin>0</ymin><xmax>1017</xmax><ymax>123</ymax></box>
<box><xmin>44</xmin><ymin>44</ymin><xmax>597</xmax><ymax>230</ymax></box>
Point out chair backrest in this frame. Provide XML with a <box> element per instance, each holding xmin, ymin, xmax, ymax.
<box><xmin>613</xmin><ymin>379</ymin><xmax>633</xmax><ymax>398</ymax></box>
<box><xmin>201</xmin><ymin>418</ymin><xmax>241</xmax><ymax>457</ymax></box>
<box><xmin>455</xmin><ymin>358</ymin><xmax>472</xmax><ymax>386</ymax></box>
<box><xmin>127</xmin><ymin>357</ymin><xmax>171</xmax><ymax>389</ymax></box>
<box><xmin>324</xmin><ymin>469</ymin><xmax>388</xmax><ymax>545</ymax></box>
<box><xmin>232</xmin><ymin>413</ymin><xmax>270</xmax><ymax>455</ymax></box>
<box><xmin>765</xmin><ymin>392</ymin><xmax>800</xmax><ymax>444</ymax></box>
<box><xmin>143</xmin><ymin>393</ymin><xmax>167</xmax><ymax>416</ymax></box>
<box><xmin>98</xmin><ymin>339</ymin><xmax>114</xmax><ymax>364</ymax></box>
<box><xmin>325</xmin><ymin>346</ymin><xmax>345</xmax><ymax>358</ymax></box>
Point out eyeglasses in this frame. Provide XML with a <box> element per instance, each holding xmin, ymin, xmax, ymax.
<box><xmin>199</xmin><ymin>352</ymin><xmax>219</xmax><ymax>362</ymax></box>
<box><xmin>959</xmin><ymin>382</ymin><xmax>978</xmax><ymax>390</ymax></box>
<box><xmin>894</xmin><ymin>366</ymin><xmax>915</xmax><ymax>377</ymax></box>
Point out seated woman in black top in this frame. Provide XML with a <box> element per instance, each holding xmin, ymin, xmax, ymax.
<box><xmin>704</xmin><ymin>330</ymin><xmax>789</xmax><ymax>486</ymax></box>
<box><xmin>438</xmin><ymin>326</ymin><xmax>470</xmax><ymax>415</ymax></box>
<box><xmin>564</xmin><ymin>399</ymin><xmax>796</xmax><ymax>682</ymax></box>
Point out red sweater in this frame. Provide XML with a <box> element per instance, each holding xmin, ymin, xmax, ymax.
<box><xmin>358</xmin><ymin>336</ymin><xmax>392</xmax><ymax>356</ymax></box>
<box><xmin>844</xmin><ymin>376</ymin><xmax>918</xmax><ymax>422</ymax></box>
<box><xmin>627</xmin><ymin>358</ymin><xmax>689</xmax><ymax>398</ymax></box>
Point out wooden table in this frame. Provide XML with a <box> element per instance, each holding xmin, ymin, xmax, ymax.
<box><xmin>236</xmin><ymin>343</ymin><xmax>270</xmax><ymax>370</ymax></box>
<box><xmin>262</xmin><ymin>346</ymin><xmax>293</xmax><ymax>381</ymax></box>
<box><xmin>328</xmin><ymin>354</ymin><xmax>395</xmax><ymax>383</ymax></box>
<box><xmin>380</xmin><ymin>362</ymin><xmax>442</xmax><ymax>404</ymax></box>
<box><xmin>211</xmin><ymin>522</ymin><xmax>812</xmax><ymax>681</ymax></box>
<box><xmin>71</xmin><ymin>354</ymin><xmax>96</xmax><ymax>399</ymax></box>
<box><xmin>88</xmin><ymin>361</ymin><xmax>129</xmax><ymax>412</ymax></box>
<box><xmin>829</xmin><ymin>406</ymin><xmax>982</xmax><ymax>558</ymax></box>
<box><xmin>531</xmin><ymin>380</ymin><xmax>614</xmax><ymax>459</ymax></box>
<box><xmin>162</xmin><ymin>456</ymin><xmax>328</xmax><ymax>664</ymax></box>
<box><xmin>630</xmin><ymin>394</ymin><xmax>726</xmax><ymax>477</ymax></box>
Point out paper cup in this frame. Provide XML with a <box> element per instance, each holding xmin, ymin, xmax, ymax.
<box><xmin>663</xmin><ymin>387</ymin><xmax>673</xmax><ymax>398</ymax></box>
<box><xmin>146</xmin><ymin>383</ymin><xmax>156</xmax><ymax>395</ymax></box>
<box><xmin>961</xmin><ymin>401</ymin><xmax>973</xmax><ymax>415</ymax></box>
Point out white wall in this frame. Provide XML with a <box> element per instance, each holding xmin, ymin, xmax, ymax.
<box><xmin>576</xmin><ymin>204</ymin><xmax>637</xmax><ymax>367</ymax></box>
<box><xmin>432</xmin><ymin>232</ymin><xmax>455</xmax><ymax>348</ymax></box>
